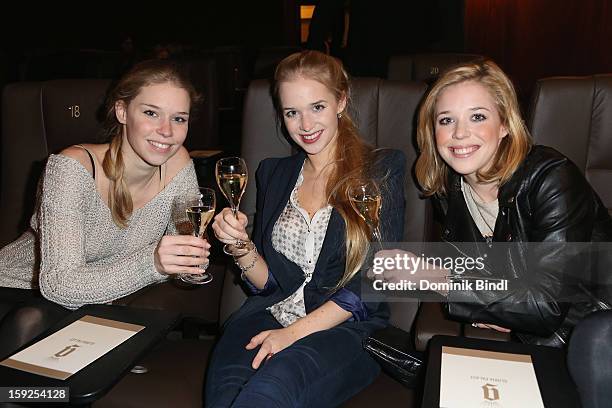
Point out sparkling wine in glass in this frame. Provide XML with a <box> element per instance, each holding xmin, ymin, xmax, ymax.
<box><xmin>179</xmin><ymin>187</ymin><xmax>216</xmax><ymax>285</ymax></box>
<box><xmin>349</xmin><ymin>180</ymin><xmax>383</xmax><ymax>247</ymax></box>
<box><xmin>215</xmin><ymin>157</ymin><xmax>249</xmax><ymax>254</ymax></box>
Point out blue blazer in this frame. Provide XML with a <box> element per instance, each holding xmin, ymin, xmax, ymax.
<box><xmin>227</xmin><ymin>149</ymin><xmax>406</xmax><ymax>337</ymax></box>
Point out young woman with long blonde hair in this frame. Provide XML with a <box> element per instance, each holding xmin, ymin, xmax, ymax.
<box><xmin>205</xmin><ymin>50</ymin><xmax>406</xmax><ymax>407</ymax></box>
<box><xmin>0</xmin><ymin>59</ymin><xmax>207</xmax><ymax>352</ymax></box>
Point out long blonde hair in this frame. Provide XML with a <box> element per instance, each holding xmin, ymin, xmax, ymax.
<box><xmin>102</xmin><ymin>59</ymin><xmax>200</xmax><ymax>227</ymax></box>
<box><xmin>415</xmin><ymin>59</ymin><xmax>532</xmax><ymax>196</ymax></box>
<box><xmin>274</xmin><ymin>50</ymin><xmax>373</xmax><ymax>289</ymax></box>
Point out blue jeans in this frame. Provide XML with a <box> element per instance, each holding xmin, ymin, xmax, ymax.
<box><xmin>204</xmin><ymin>310</ymin><xmax>380</xmax><ymax>407</ymax></box>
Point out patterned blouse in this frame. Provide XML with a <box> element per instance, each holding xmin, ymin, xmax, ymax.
<box><xmin>268</xmin><ymin>167</ymin><xmax>332</xmax><ymax>326</ymax></box>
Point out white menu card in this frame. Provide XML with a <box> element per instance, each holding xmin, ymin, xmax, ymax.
<box><xmin>1</xmin><ymin>315</ymin><xmax>144</xmax><ymax>380</ymax></box>
<box><xmin>440</xmin><ymin>346</ymin><xmax>544</xmax><ymax>408</ymax></box>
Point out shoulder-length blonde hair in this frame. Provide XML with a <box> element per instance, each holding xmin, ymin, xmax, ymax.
<box><xmin>415</xmin><ymin>59</ymin><xmax>532</xmax><ymax>196</ymax></box>
<box><xmin>273</xmin><ymin>50</ymin><xmax>373</xmax><ymax>289</ymax></box>
<box><xmin>102</xmin><ymin>59</ymin><xmax>200</xmax><ymax>227</ymax></box>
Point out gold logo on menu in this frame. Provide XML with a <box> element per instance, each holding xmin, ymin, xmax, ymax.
<box><xmin>53</xmin><ymin>344</ymin><xmax>80</xmax><ymax>358</ymax></box>
<box><xmin>482</xmin><ymin>383</ymin><xmax>500</xmax><ymax>401</ymax></box>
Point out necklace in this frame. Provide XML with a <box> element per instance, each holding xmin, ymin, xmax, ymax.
<box><xmin>464</xmin><ymin>180</ymin><xmax>496</xmax><ymax>242</ymax></box>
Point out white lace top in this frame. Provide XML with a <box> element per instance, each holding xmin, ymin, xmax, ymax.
<box><xmin>0</xmin><ymin>154</ymin><xmax>198</xmax><ymax>309</ymax></box>
<box><xmin>268</xmin><ymin>167</ymin><xmax>332</xmax><ymax>327</ymax></box>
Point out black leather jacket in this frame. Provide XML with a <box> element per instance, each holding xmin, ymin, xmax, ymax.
<box><xmin>435</xmin><ymin>145</ymin><xmax>612</xmax><ymax>346</ymax></box>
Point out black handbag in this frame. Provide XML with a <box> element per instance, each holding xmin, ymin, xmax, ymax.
<box><xmin>363</xmin><ymin>325</ymin><xmax>425</xmax><ymax>388</ymax></box>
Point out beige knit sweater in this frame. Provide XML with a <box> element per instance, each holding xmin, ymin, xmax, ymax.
<box><xmin>0</xmin><ymin>154</ymin><xmax>198</xmax><ymax>309</ymax></box>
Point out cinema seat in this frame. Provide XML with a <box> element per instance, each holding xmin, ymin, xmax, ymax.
<box><xmin>527</xmin><ymin>73</ymin><xmax>612</xmax><ymax>214</ymax></box>
<box><xmin>387</xmin><ymin>53</ymin><xmax>484</xmax><ymax>83</ymax></box>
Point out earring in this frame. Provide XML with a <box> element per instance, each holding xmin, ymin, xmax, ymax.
<box><xmin>337</xmin><ymin>112</ymin><xmax>343</xmax><ymax>119</ymax></box>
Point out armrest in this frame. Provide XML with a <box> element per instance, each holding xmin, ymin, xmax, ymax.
<box><xmin>114</xmin><ymin>263</ymin><xmax>227</xmax><ymax>325</ymax></box>
<box><xmin>463</xmin><ymin>324</ymin><xmax>511</xmax><ymax>342</ymax></box>
<box><xmin>414</xmin><ymin>302</ymin><xmax>461</xmax><ymax>352</ymax></box>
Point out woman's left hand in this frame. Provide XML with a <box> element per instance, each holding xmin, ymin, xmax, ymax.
<box><xmin>246</xmin><ymin>328</ymin><xmax>298</xmax><ymax>369</ymax></box>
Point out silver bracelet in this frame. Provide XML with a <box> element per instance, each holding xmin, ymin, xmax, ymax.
<box><xmin>234</xmin><ymin>246</ymin><xmax>259</xmax><ymax>279</ymax></box>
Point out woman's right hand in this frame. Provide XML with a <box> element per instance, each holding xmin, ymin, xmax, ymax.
<box><xmin>154</xmin><ymin>235</ymin><xmax>210</xmax><ymax>275</ymax></box>
<box><xmin>212</xmin><ymin>207</ymin><xmax>250</xmax><ymax>247</ymax></box>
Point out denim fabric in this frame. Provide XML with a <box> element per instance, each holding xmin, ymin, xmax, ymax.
<box><xmin>204</xmin><ymin>310</ymin><xmax>380</xmax><ymax>407</ymax></box>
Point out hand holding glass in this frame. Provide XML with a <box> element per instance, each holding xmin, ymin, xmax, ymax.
<box><xmin>215</xmin><ymin>157</ymin><xmax>249</xmax><ymax>254</ymax></box>
<box><xmin>180</xmin><ymin>187</ymin><xmax>216</xmax><ymax>285</ymax></box>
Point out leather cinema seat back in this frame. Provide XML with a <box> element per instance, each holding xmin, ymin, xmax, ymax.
<box><xmin>239</xmin><ymin>80</ymin><xmax>290</xmax><ymax>227</ymax></box>
<box><xmin>387</xmin><ymin>53</ymin><xmax>483</xmax><ymax>82</ymax></box>
<box><xmin>42</xmin><ymin>80</ymin><xmax>110</xmax><ymax>153</ymax></box>
<box><xmin>588</xmin><ymin>76</ymin><xmax>612</xmax><ymax>213</ymax></box>
<box><xmin>1</xmin><ymin>79</ymin><xmax>110</xmax><ymax>246</ymax></box>
<box><xmin>528</xmin><ymin>74</ymin><xmax>612</xmax><ymax>213</ymax></box>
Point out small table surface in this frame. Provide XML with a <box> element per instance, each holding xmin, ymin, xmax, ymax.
<box><xmin>421</xmin><ymin>335</ymin><xmax>580</xmax><ymax>408</ymax></box>
<box><xmin>0</xmin><ymin>303</ymin><xmax>180</xmax><ymax>406</ymax></box>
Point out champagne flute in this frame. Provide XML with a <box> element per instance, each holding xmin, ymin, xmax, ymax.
<box><xmin>215</xmin><ymin>157</ymin><xmax>249</xmax><ymax>254</ymax></box>
<box><xmin>179</xmin><ymin>187</ymin><xmax>216</xmax><ymax>285</ymax></box>
<box><xmin>349</xmin><ymin>179</ymin><xmax>383</xmax><ymax>249</ymax></box>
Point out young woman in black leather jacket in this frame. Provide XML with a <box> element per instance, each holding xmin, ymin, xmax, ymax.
<box><xmin>377</xmin><ymin>59</ymin><xmax>612</xmax><ymax>346</ymax></box>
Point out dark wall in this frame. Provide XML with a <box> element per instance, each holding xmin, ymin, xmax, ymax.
<box><xmin>3</xmin><ymin>1</ymin><xmax>465</xmax><ymax>77</ymax></box>
<box><xmin>6</xmin><ymin>0</ymin><xmax>610</xmax><ymax>92</ymax></box>
<box><xmin>1</xmin><ymin>1</ymin><xmax>294</xmax><ymax>53</ymax></box>
<box><xmin>343</xmin><ymin>0</ymin><xmax>464</xmax><ymax>77</ymax></box>
<box><xmin>465</xmin><ymin>0</ymin><xmax>612</xmax><ymax>100</ymax></box>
